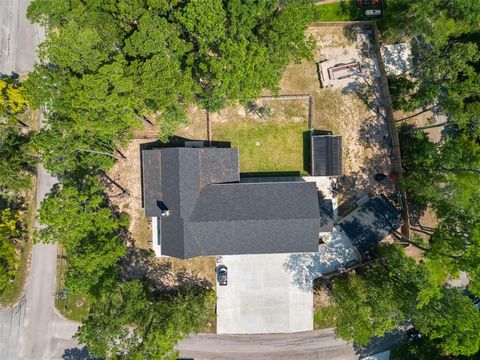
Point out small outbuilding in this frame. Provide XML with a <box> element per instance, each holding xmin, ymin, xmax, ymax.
<box><xmin>338</xmin><ymin>195</ymin><xmax>403</xmax><ymax>254</ymax></box>
<box><xmin>310</xmin><ymin>132</ymin><xmax>343</xmax><ymax>176</ymax></box>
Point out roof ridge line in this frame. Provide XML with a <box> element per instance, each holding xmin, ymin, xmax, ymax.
<box><xmin>188</xmin><ymin>217</ymin><xmax>321</xmax><ymax>224</ymax></box>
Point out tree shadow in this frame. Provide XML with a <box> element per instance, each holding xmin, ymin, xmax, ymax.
<box><xmin>358</xmin><ymin>114</ymin><xmax>391</xmax><ymax>149</ymax></box>
<box><xmin>354</xmin><ymin>327</ymin><xmax>407</xmax><ymax>358</ymax></box>
<box><xmin>0</xmin><ymin>72</ymin><xmax>19</xmax><ymax>80</ymax></box>
<box><xmin>339</xmin><ymin>1</ymin><xmax>363</xmax><ymax>21</ymax></box>
<box><xmin>62</xmin><ymin>346</ymin><xmax>99</xmax><ymax>360</ymax></box>
<box><xmin>283</xmin><ymin>235</ymin><xmax>360</xmax><ymax>293</ymax></box>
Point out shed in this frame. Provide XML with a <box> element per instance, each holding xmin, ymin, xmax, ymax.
<box><xmin>338</xmin><ymin>195</ymin><xmax>403</xmax><ymax>254</ymax></box>
<box><xmin>310</xmin><ymin>134</ymin><xmax>343</xmax><ymax>176</ymax></box>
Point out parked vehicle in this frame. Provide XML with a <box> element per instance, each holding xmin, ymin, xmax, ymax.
<box><xmin>365</xmin><ymin>9</ymin><xmax>382</xmax><ymax>17</ymax></box>
<box><xmin>216</xmin><ymin>265</ymin><xmax>228</xmax><ymax>286</ymax></box>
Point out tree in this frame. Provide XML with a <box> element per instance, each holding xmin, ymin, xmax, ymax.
<box><xmin>330</xmin><ymin>245</ymin><xmax>480</xmax><ymax>356</ymax></box>
<box><xmin>381</xmin><ymin>0</ymin><xmax>480</xmax><ymax>129</ymax></box>
<box><xmin>26</xmin><ymin>0</ymin><xmax>316</xmax><ymax>173</ymax></box>
<box><xmin>0</xmin><ymin>128</ymin><xmax>35</xmax><ymax>192</ymax></box>
<box><xmin>0</xmin><ymin>208</ymin><xmax>21</xmax><ymax>294</ymax></box>
<box><xmin>399</xmin><ymin>128</ymin><xmax>480</xmax><ymax>296</ymax></box>
<box><xmin>37</xmin><ymin>177</ymin><xmax>127</xmax><ymax>294</ymax></box>
<box><xmin>75</xmin><ymin>280</ymin><xmax>213</xmax><ymax>359</ymax></box>
<box><xmin>0</xmin><ymin>78</ymin><xmax>27</xmax><ymax>116</ymax></box>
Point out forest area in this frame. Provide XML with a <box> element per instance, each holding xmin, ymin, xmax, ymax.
<box><xmin>0</xmin><ymin>0</ymin><xmax>479</xmax><ymax>359</ymax></box>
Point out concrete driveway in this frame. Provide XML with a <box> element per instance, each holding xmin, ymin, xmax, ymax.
<box><xmin>216</xmin><ymin>229</ymin><xmax>359</xmax><ymax>335</ymax></box>
<box><xmin>216</xmin><ymin>253</ymin><xmax>314</xmax><ymax>334</ymax></box>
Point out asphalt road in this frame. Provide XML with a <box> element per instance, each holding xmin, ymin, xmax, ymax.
<box><xmin>0</xmin><ymin>298</ymin><xmax>25</xmax><ymax>360</ymax></box>
<box><xmin>18</xmin><ymin>164</ymin><xmax>82</xmax><ymax>360</ymax></box>
<box><xmin>0</xmin><ymin>0</ymin><xmax>42</xmax><ymax>74</ymax></box>
<box><xmin>178</xmin><ymin>329</ymin><xmax>357</xmax><ymax>360</ymax></box>
<box><xmin>1</xmin><ymin>2</ymin><xmax>84</xmax><ymax>358</ymax></box>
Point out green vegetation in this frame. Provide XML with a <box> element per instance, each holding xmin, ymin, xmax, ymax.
<box><xmin>14</xmin><ymin>0</ymin><xmax>479</xmax><ymax>357</ymax></box>
<box><xmin>0</xmin><ymin>185</ymin><xmax>35</xmax><ymax>306</ymax></box>
<box><xmin>0</xmin><ymin>75</ymin><xmax>36</xmax><ymax>304</ymax></box>
<box><xmin>391</xmin><ymin>337</ymin><xmax>480</xmax><ymax>360</ymax></box>
<box><xmin>313</xmin><ymin>1</ymin><xmax>362</xmax><ymax>22</ymax></box>
<box><xmin>26</xmin><ymin>0</ymin><xmax>316</xmax><ymax>170</ymax></box>
<box><xmin>324</xmin><ymin>1</ymin><xmax>480</xmax><ymax>357</ymax></box>
<box><xmin>213</xmin><ymin>119</ymin><xmax>308</xmax><ymax>173</ymax></box>
<box><xmin>330</xmin><ymin>245</ymin><xmax>480</xmax><ymax>356</ymax></box>
<box><xmin>383</xmin><ymin>0</ymin><xmax>480</xmax><ymax>135</ymax></box>
<box><xmin>24</xmin><ymin>1</ymin><xmax>318</xmax><ymax>357</ymax></box>
<box><xmin>399</xmin><ymin>130</ymin><xmax>480</xmax><ymax>297</ymax></box>
<box><xmin>55</xmin><ymin>247</ymin><xmax>92</xmax><ymax>322</ymax></box>
<box><xmin>314</xmin><ymin>304</ymin><xmax>338</xmax><ymax>329</ymax></box>
<box><xmin>55</xmin><ymin>291</ymin><xmax>92</xmax><ymax>323</ymax></box>
<box><xmin>75</xmin><ymin>280</ymin><xmax>213</xmax><ymax>359</ymax></box>
<box><xmin>0</xmin><ymin>209</ymin><xmax>21</xmax><ymax>294</ymax></box>
<box><xmin>37</xmin><ymin>177</ymin><xmax>128</xmax><ymax>294</ymax></box>
<box><xmin>0</xmin><ymin>128</ymin><xmax>35</xmax><ymax>192</ymax></box>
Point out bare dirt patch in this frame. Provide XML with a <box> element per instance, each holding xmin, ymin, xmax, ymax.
<box><xmin>279</xmin><ymin>25</ymin><xmax>395</xmax><ymax>209</ymax></box>
<box><xmin>107</xmin><ymin>138</ymin><xmax>151</xmax><ymax>249</ymax></box>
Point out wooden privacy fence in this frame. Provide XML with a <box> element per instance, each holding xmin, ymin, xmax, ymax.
<box><xmin>309</xmin><ymin>21</ymin><xmax>411</xmax><ymax>238</ymax></box>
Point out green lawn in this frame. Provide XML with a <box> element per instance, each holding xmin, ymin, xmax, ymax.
<box><xmin>55</xmin><ymin>248</ymin><xmax>91</xmax><ymax>321</ymax></box>
<box><xmin>314</xmin><ymin>304</ymin><xmax>339</xmax><ymax>329</ymax></box>
<box><xmin>55</xmin><ymin>292</ymin><xmax>91</xmax><ymax>322</ymax></box>
<box><xmin>313</xmin><ymin>1</ymin><xmax>385</xmax><ymax>22</ymax></box>
<box><xmin>212</xmin><ymin>119</ymin><xmax>308</xmax><ymax>174</ymax></box>
<box><xmin>313</xmin><ymin>1</ymin><xmax>362</xmax><ymax>22</ymax></box>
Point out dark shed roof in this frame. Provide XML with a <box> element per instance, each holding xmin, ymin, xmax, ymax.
<box><xmin>311</xmin><ymin>135</ymin><xmax>343</xmax><ymax>176</ymax></box>
<box><xmin>338</xmin><ymin>195</ymin><xmax>403</xmax><ymax>254</ymax></box>
<box><xmin>142</xmin><ymin>148</ymin><xmax>322</xmax><ymax>258</ymax></box>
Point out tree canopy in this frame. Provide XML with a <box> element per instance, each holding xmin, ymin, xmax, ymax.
<box><xmin>0</xmin><ymin>128</ymin><xmax>35</xmax><ymax>192</ymax></box>
<box><xmin>26</xmin><ymin>0</ymin><xmax>316</xmax><ymax>173</ymax></box>
<box><xmin>382</xmin><ymin>0</ymin><xmax>480</xmax><ymax>134</ymax></box>
<box><xmin>330</xmin><ymin>245</ymin><xmax>480</xmax><ymax>356</ymax></box>
<box><xmin>75</xmin><ymin>279</ymin><xmax>213</xmax><ymax>359</ymax></box>
<box><xmin>0</xmin><ymin>208</ymin><xmax>21</xmax><ymax>294</ymax></box>
<box><xmin>399</xmin><ymin>128</ymin><xmax>480</xmax><ymax>298</ymax></box>
<box><xmin>37</xmin><ymin>176</ymin><xmax>127</xmax><ymax>294</ymax></box>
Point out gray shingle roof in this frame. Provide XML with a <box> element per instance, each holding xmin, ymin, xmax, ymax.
<box><xmin>338</xmin><ymin>195</ymin><xmax>403</xmax><ymax>254</ymax></box>
<box><xmin>311</xmin><ymin>135</ymin><xmax>343</xmax><ymax>176</ymax></box>
<box><xmin>319</xmin><ymin>198</ymin><xmax>334</xmax><ymax>232</ymax></box>
<box><xmin>191</xmin><ymin>182</ymin><xmax>320</xmax><ymax>222</ymax></box>
<box><xmin>142</xmin><ymin>148</ymin><xmax>322</xmax><ymax>258</ymax></box>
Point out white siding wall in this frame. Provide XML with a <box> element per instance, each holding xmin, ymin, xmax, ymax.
<box><xmin>151</xmin><ymin>217</ymin><xmax>162</xmax><ymax>257</ymax></box>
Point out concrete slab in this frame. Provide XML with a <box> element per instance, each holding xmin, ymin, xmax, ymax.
<box><xmin>216</xmin><ymin>254</ymin><xmax>314</xmax><ymax>334</ymax></box>
<box><xmin>283</xmin><ymin>228</ymin><xmax>359</xmax><ymax>292</ymax></box>
<box><xmin>381</xmin><ymin>43</ymin><xmax>412</xmax><ymax>76</ymax></box>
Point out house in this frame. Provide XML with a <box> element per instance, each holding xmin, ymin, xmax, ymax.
<box><xmin>142</xmin><ymin>147</ymin><xmax>325</xmax><ymax>259</ymax></box>
<box><xmin>337</xmin><ymin>195</ymin><xmax>403</xmax><ymax>254</ymax></box>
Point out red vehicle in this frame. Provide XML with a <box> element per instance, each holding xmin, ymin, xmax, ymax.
<box><xmin>357</xmin><ymin>0</ymin><xmax>382</xmax><ymax>6</ymax></box>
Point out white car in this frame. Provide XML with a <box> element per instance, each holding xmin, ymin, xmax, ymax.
<box><xmin>365</xmin><ymin>9</ymin><xmax>382</xmax><ymax>17</ymax></box>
